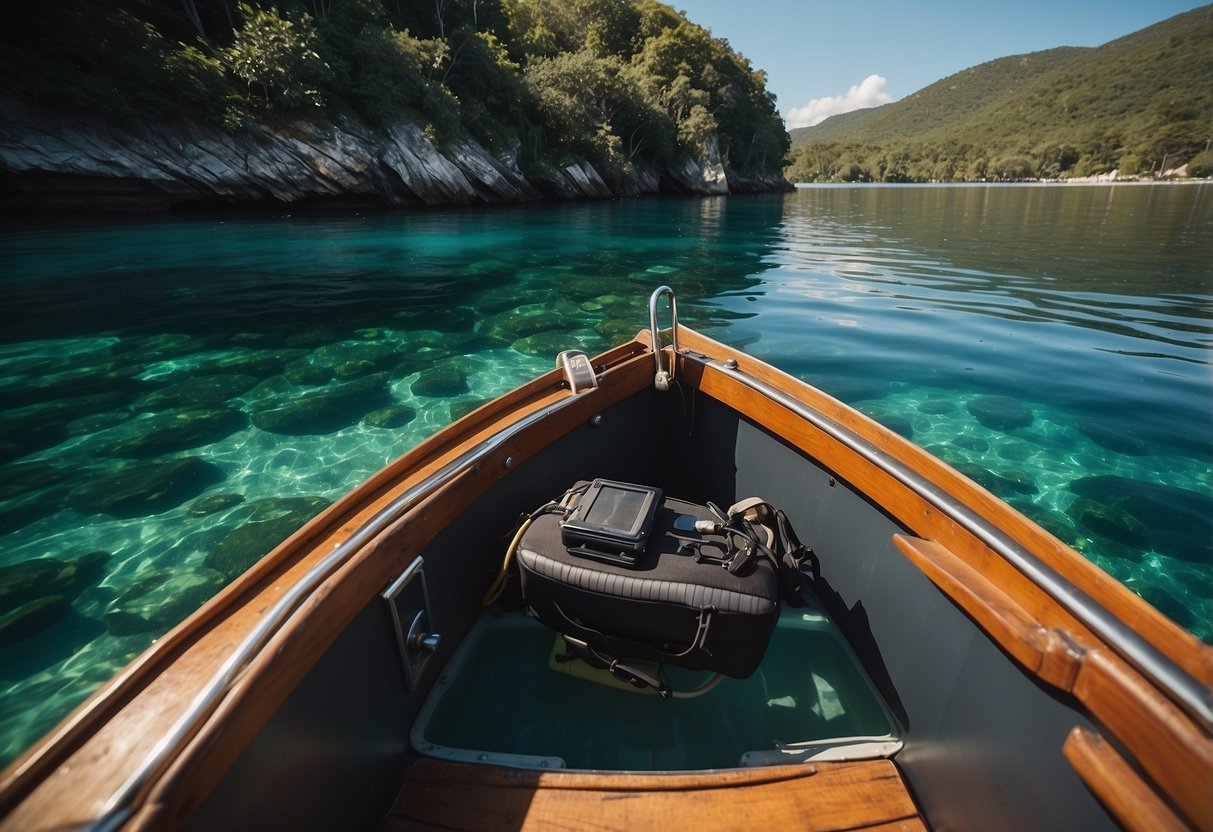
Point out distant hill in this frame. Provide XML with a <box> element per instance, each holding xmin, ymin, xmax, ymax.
<box><xmin>786</xmin><ymin>5</ymin><xmax>1213</xmax><ymax>182</ymax></box>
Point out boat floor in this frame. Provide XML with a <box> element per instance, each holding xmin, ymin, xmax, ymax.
<box><xmin>386</xmin><ymin>757</ymin><xmax>926</xmax><ymax>831</ymax></box>
<box><xmin>411</xmin><ymin>603</ymin><xmax>901</xmax><ymax>772</ymax></box>
<box><xmin>389</xmin><ymin>600</ymin><xmax>918</xmax><ymax>828</ymax></box>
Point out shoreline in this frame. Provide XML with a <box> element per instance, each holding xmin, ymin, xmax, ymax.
<box><xmin>794</xmin><ymin>178</ymin><xmax>1210</xmax><ymax>188</ymax></box>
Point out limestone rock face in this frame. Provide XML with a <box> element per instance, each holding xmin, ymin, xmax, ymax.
<box><xmin>0</xmin><ymin>98</ymin><xmax>789</xmax><ymax>211</ymax></box>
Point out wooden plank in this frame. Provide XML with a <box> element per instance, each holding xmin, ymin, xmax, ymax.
<box><xmin>1072</xmin><ymin>651</ymin><xmax>1213</xmax><ymax>831</ymax></box>
<box><xmin>393</xmin><ymin>760</ymin><xmax>922</xmax><ymax>832</ymax></box>
<box><xmin>404</xmin><ymin>759</ymin><xmax>822</xmax><ymax>792</ymax></box>
<box><xmin>1063</xmin><ymin>727</ymin><xmax>1188</xmax><ymax>832</ymax></box>
<box><xmin>892</xmin><ymin>534</ymin><xmax>1085</xmax><ymax>689</ymax></box>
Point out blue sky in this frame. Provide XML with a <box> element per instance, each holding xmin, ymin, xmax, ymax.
<box><xmin>671</xmin><ymin>1</ymin><xmax>1207</xmax><ymax>128</ymax></box>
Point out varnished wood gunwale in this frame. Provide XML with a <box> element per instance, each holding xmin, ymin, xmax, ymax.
<box><xmin>0</xmin><ymin>344</ymin><xmax>654</xmax><ymax>831</ymax></box>
<box><xmin>658</xmin><ymin>329</ymin><xmax>1211</xmax><ymax>829</ymax></box>
<box><xmin>389</xmin><ymin>759</ymin><xmax>925</xmax><ymax>832</ymax></box>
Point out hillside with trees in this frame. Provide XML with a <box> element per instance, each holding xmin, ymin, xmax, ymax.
<box><xmin>786</xmin><ymin>5</ymin><xmax>1213</xmax><ymax>182</ymax></box>
<box><xmin>0</xmin><ymin>0</ymin><xmax>789</xmax><ymax>208</ymax></box>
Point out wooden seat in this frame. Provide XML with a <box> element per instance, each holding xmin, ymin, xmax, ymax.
<box><xmin>387</xmin><ymin>759</ymin><xmax>926</xmax><ymax>831</ymax></box>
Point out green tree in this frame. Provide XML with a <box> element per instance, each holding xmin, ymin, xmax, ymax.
<box><xmin>1118</xmin><ymin>153</ymin><xmax>1142</xmax><ymax>176</ymax></box>
<box><xmin>226</xmin><ymin>5</ymin><xmax>333</xmax><ymax>111</ymax></box>
<box><xmin>1186</xmin><ymin>150</ymin><xmax>1213</xmax><ymax>177</ymax></box>
<box><xmin>525</xmin><ymin>48</ymin><xmax>669</xmax><ymax>164</ymax></box>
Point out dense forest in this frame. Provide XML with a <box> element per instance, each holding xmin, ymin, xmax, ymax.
<box><xmin>0</xmin><ymin>0</ymin><xmax>789</xmax><ymax>191</ymax></box>
<box><xmin>787</xmin><ymin>5</ymin><xmax>1213</xmax><ymax>183</ymax></box>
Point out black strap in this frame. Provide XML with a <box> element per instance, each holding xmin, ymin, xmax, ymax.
<box><xmin>551</xmin><ymin>601</ymin><xmax>716</xmax><ymax>690</ymax></box>
<box><xmin>726</xmin><ymin>500</ymin><xmax>810</xmax><ymax>606</ymax></box>
<box><xmin>608</xmin><ymin>660</ymin><xmax>672</xmax><ymax>698</ymax></box>
<box><xmin>773</xmin><ymin>509</ymin><xmax>810</xmax><ymax>606</ymax></box>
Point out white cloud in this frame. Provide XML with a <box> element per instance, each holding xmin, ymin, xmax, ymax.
<box><xmin>785</xmin><ymin>75</ymin><xmax>893</xmax><ymax>129</ymax></box>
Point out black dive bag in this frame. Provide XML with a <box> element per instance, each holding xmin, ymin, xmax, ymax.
<box><xmin>517</xmin><ymin>481</ymin><xmax>783</xmax><ymax>681</ymax></box>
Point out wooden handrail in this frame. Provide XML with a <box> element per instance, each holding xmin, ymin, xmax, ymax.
<box><xmin>894</xmin><ymin>533</ymin><xmax>1213</xmax><ymax>830</ymax></box>
<box><xmin>1063</xmin><ymin>727</ymin><xmax>1188</xmax><ymax>832</ymax></box>
<box><xmin>893</xmin><ymin>534</ymin><xmax>1085</xmax><ymax>689</ymax></box>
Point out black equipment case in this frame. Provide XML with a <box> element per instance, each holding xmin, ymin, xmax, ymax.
<box><xmin>517</xmin><ymin>484</ymin><xmax>781</xmax><ymax>680</ymax></box>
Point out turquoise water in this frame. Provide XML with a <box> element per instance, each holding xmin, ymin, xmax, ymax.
<box><xmin>1</xmin><ymin>184</ymin><xmax>1210</xmax><ymax>767</ymax></box>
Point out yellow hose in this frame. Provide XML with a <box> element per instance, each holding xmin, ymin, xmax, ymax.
<box><xmin>481</xmin><ymin>516</ymin><xmax>533</xmax><ymax>607</ymax></box>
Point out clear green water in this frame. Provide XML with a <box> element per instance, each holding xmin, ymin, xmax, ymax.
<box><xmin>0</xmin><ymin>184</ymin><xmax>1209</xmax><ymax>767</ymax></box>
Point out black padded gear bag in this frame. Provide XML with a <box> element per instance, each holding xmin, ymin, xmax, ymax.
<box><xmin>517</xmin><ymin>491</ymin><xmax>781</xmax><ymax>679</ymax></box>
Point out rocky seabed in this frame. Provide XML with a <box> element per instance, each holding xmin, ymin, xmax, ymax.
<box><xmin>0</xmin><ymin>98</ymin><xmax>787</xmax><ymax>211</ymax></box>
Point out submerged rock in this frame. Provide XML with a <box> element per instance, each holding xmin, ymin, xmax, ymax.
<box><xmin>0</xmin><ymin>551</ymin><xmax>110</xmax><ymax>612</ymax></box>
<box><xmin>511</xmin><ymin>331</ymin><xmax>588</xmax><ymax>358</ymax></box>
<box><xmin>137</xmin><ymin>373</ymin><xmax>260</xmax><ymax>410</ymax></box>
<box><xmin>109</xmin><ymin>332</ymin><xmax>195</xmax><ymax>360</ymax></box>
<box><xmin>66</xmin><ymin>457</ymin><xmax>226</xmax><ymax>518</ymax></box>
<box><xmin>952</xmin><ymin>435</ymin><xmax>989</xmax><ymax>453</ymax></box>
<box><xmin>0</xmin><ymin>595</ymin><xmax>72</xmax><ymax>648</ymax></box>
<box><xmin>393</xmin><ymin>306</ymin><xmax>476</xmax><ymax>332</ymax></box>
<box><xmin>66</xmin><ymin>410</ymin><xmax>135</xmax><ymax>435</ymax></box>
<box><xmin>822</xmin><ymin>378</ymin><xmax>890</xmax><ymax>404</ymax></box>
<box><xmin>363</xmin><ymin>405</ymin><xmax>417</xmax><ymax>429</ymax></box>
<box><xmin>917</xmin><ymin>400</ymin><xmax>957</xmax><ymax>415</ymax></box>
<box><xmin>283</xmin><ymin>362</ymin><xmax>334</xmax><ymax>386</ymax></box>
<box><xmin>2</xmin><ymin>368</ymin><xmax>147</xmax><ymax>410</ymax></box>
<box><xmin>0</xmin><ymin>474</ymin><xmax>71</xmax><ymax>533</ymax></box>
<box><xmin>311</xmin><ymin>341</ymin><xmax>400</xmax><ymax>372</ymax></box>
<box><xmin>953</xmin><ymin>462</ymin><xmax>1037</xmax><ymax>497</ymax></box>
<box><xmin>101</xmin><ymin>408</ymin><xmax>248</xmax><ymax>458</ymax></box>
<box><xmin>411</xmin><ymin>364</ymin><xmax>469</xmax><ymax>398</ymax></box>
<box><xmin>1067</xmin><ymin>498</ymin><xmax>1150</xmax><ymax>556</ymax></box>
<box><xmin>187</xmin><ymin>492</ymin><xmax>245</xmax><ymax>517</ymax></box>
<box><xmin>1007</xmin><ymin>499</ymin><xmax>1075</xmax><ymax>543</ymax></box>
<box><xmin>102</xmin><ymin>567</ymin><xmax>225</xmax><ymax>636</ymax></box>
<box><xmin>0</xmin><ymin>461</ymin><xmax>70</xmax><ymax>502</ymax></box>
<box><xmin>995</xmin><ymin>442</ymin><xmax>1033</xmax><ymax>462</ymax></box>
<box><xmin>966</xmin><ymin>395</ymin><xmax>1034</xmax><ymax>432</ymax></box>
<box><xmin>450</xmin><ymin>398</ymin><xmax>490</xmax><ymax>422</ymax></box>
<box><xmin>284</xmin><ymin>330</ymin><xmax>338</xmax><ymax>349</ymax></box>
<box><xmin>203</xmin><ymin>496</ymin><xmax>331</xmax><ymax>580</ymax></box>
<box><xmin>859</xmin><ymin>408</ymin><xmax>913</xmax><ymax>440</ymax></box>
<box><xmin>1076</xmin><ymin>417</ymin><xmax>1146</xmax><ymax>456</ymax></box>
<box><xmin>482</xmin><ymin>303</ymin><xmax>565</xmax><ymax>342</ymax></box>
<box><xmin>194</xmin><ymin>349</ymin><xmax>309</xmax><ymax>379</ymax></box>
<box><xmin>249</xmin><ymin>373</ymin><xmax>391</xmax><ymax>435</ymax></box>
<box><xmin>1069</xmin><ymin>475</ymin><xmax>1213</xmax><ymax>564</ymax></box>
<box><xmin>0</xmin><ymin>391</ymin><xmax>134</xmax><ymax>462</ymax></box>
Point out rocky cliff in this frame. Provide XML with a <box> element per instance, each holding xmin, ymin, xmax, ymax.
<box><xmin>0</xmin><ymin>99</ymin><xmax>790</xmax><ymax>212</ymax></box>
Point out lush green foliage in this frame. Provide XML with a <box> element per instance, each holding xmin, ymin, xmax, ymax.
<box><xmin>0</xmin><ymin>0</ymin><xmax>787</xmax><ymax>180</ymax></box>
<box><xmin>226</xmin><ymin>5</ymin><xmax>332</xmax><ymax>110</ymax></box>
<box><xmin>787</xmin><ymin>6</ymin><xmax>1213</xmax><ymax>182</ymax></box>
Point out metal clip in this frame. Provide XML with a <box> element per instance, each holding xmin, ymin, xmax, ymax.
<box><xmin>648</xmin><ymin>286</ymin><xmax>679</xmax><ymax>391</ymax></box>
<box><xmin>557</xmin><ymin>350</ymin><xmax>598</xmax><ymax>394</ymax></box>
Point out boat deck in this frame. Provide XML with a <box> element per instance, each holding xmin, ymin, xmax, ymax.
<box><xmin>386</xmin><ymin>758</ymin><xmax>926</xmax><ymax>831</ymax></box>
